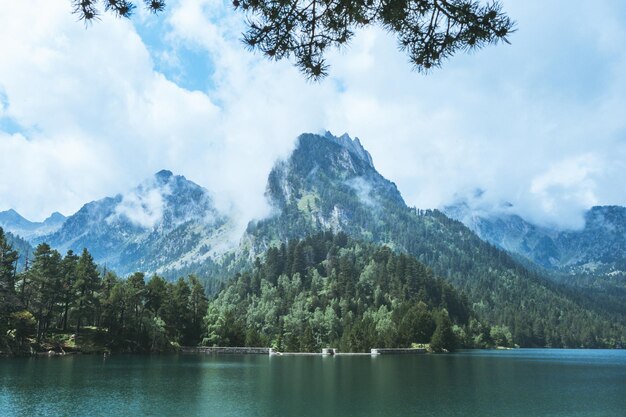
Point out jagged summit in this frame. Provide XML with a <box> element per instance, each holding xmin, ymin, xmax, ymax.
<box><xmin>586</xmin><ymin>205</ymin><xmax>626</xmax><ymax>228</ymax></box>
<box><xmin>0</xmin><ymin>208</ymin><xmax>29</xmax><ymax>225</ymax></box>
<box><xmin>43</xmin><ymin>211</ymin><xmax>66</xmax><ymax>224</ymax></box>
<box><xmin>265</xmin><ymin>132</ymin><xmax>405</xmax><ymax>215</ymax></box>
<box><xmin>155</xmin><ymin>169</ymin><xmax>174</xmax><ymax>182</ymax></box>
<box><xmin>321</xmin><ymin>131</ymin><xmax>375</xmax><ymax>168</ymax></box>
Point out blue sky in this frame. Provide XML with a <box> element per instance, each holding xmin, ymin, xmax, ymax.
<box><xmin>1</xmin><ymin>0</ymin><xmax>626</xmax><ymax>230</ymax></box>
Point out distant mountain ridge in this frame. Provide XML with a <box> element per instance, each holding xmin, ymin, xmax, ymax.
<box><xmin>444</xmin><ymin>201</ymin><xmax>626</xmax><ymax>276</ymax></box>
<box><xmin>0</xmin><ymin>209</ymin><xmax>66</xmax><ymax>240</ymax></box>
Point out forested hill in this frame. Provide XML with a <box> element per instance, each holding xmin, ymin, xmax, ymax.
<box><xmin>205</xmin><ymin>233</ymin><xmax>479</xmax><ymax>352</ymax></box>
<box><xmin>246</xmin><ymin>133</ymin><xmax>625</xmax><ymax>347</ymax></box>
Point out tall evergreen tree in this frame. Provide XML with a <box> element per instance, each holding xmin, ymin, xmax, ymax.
<box><xmin>188</xmin><ymin>275</ymin><xmax>209</xmax><ymax>345</ymax></box>
<box><xmin>430</xmin><ymin>310</ymin><xmax>457</xmax><ymax>352</ymax></box>
<box><xmin>73</xmin><ymin>249</ymin><xmax>100</xmax><ymax>334</ymax></box>
<box><xmin>59</xmin><ymin>250</ymin><xmax>79</xmax><ymax>331</ymax></box>
<box><xmin>0</xmin><ymin>228</ymin><xmax>20</xmax><ymax>337</ymax></box>
<box><xmin>29</xmin><ymin>243</ymin><xmax>62</xmax><ymax>341</ymax></box>
<box><xmin>145</xmin><ymin>274</ymin><xmax>168</xmax><ymax>318</ymax></box>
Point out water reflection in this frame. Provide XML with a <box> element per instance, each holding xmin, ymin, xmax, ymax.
<box><xmin>1</xmin><ymin>349</ymin><xmax>625</xmax><ymax>417</ymax></box>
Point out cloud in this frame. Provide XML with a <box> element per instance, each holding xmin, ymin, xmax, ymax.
<box><xmin>527</xmin><ymin>155</ymin><xmax>601</xmax><ymax>228</ymax></box>
<box><xmin>0</xmin><ymin>0</ymin><xmax>222</xmax><ymax>220</ymax></box>
<box><xmin>319</xmin><ymin>0</ymin><xmax>626</xmax><ymax>229</ymax></box>
<box><xmin>346</xmin><ymin>177</ymin><xmax>375</xmax><ymax>208</ymax></box>
<box><xmin>1</xmin><ymin>0</ymin><xmax>626</xmax><ymax>233</ymax></box>
<box><xmin>113</xmin><ymin>181</ymin><xmax>170</xmax><ymax>229</ymax></box>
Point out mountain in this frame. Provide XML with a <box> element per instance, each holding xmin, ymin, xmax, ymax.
<box><xmin>39</xmin><ymin>170</ymin><xmax>235</xmax><ymax>277</ymax></box>
<box><xmin>444</xmin><ymin>201</ymin><xmax>626</xmax><ymax>277</ymax></box>
<box><xmin>4</xmin><ymin>131</ymin><xmax>624</xmax><ymax>346</ymax></box>
<box><xmin>0</xmin><ymin>209</ymin><xmax>66</xmax><ymax>240</ymax></box>
<box><xmin>244</xmin><ymin>132</ymin><xmax>625</xmax><ymax>347</ymax></box>
<box><xmin>247</xmin><ymin>131</ymin><xmax>405</xmax><ymax>244</ymax></box>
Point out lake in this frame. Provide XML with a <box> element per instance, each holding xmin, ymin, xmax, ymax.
<box><xmin>1</xmin><ymin>349</ymin><xmax>625</xmax><ymax>416</ymax></box>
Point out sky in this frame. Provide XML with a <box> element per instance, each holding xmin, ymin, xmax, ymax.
<box><xmin>1</xmin><ymin>0</ymin><xmax>626</xmax><ymax>230</ymax></box>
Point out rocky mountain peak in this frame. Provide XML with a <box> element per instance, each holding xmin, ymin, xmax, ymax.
<box><xmin>155</xmin><ymin>169</ymin><xmax>174</xmax><ymax>184</ymax></box>
<box><xmin>323</xmin><ymin>131</ymin><xmax>374</xmax><ymax>168</ymax></box>
<box><xmin>43</xmin><ymin>211</ymin><xmax>66</xmax><ymax>225</ymax></box>
<box><xmin>0</xmin><ymin>208</ymin><xmax>28</xmax><ymax>226</ymax></box>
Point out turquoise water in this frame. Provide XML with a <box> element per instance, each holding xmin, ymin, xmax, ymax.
<box><xmin>1</xmin><ymin>349</ymin><xmax>625</xmax><ymax>416</ymax></box>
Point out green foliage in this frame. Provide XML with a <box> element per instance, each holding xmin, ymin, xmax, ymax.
<box><xmin>6</xmin><ymin>310</ymin><xmax>36</xmax><ymax>351</ymax></box>
<box><xmin>430</xmin><ymin>310</ymin><xmax>457</xmax><ymax>352</ymax></box>
<box><xmin>490</xmin><ymin>324</ymin><xmax>513</xmax><ymax>348</ymax></box>
<box><xmin>205</xmin><ymin>233</ymin><xmax>477</xmax><ymax>352</ymax></box>
<box><xmin>100</xmin><ymin>272</ymin><xmax>208</xmax><ymax>351</ymax></box>
<box><xmin>0</xmin><ymin>228</ymin><xmax>209</xmax><ymax>354</ymax></box>
<box><xmin>0</xmin><ymin>228</ymin><xmax>19</xmax><ymax>322</ymax></box>
<box><xmin>72</xmin><ymin>1</ymin><xmax>512</xmax><ymax>79</ymax></box>
<box><xmin>237</xmin><ymin>0</ymin><xmax>514</xmax><ymax>78</ymax></box>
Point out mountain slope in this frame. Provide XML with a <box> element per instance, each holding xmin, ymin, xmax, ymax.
<box><xmin>245</xmin><ymin>132</ymin><xmax>625</xmax><ymax>347</ymax></box>
<box><xmin>40</xmin><ymin>170</ymin><xmax>235</xmax><ymax>277</ymax></box>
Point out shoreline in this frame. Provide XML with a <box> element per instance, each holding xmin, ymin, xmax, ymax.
<box><xmin>179</xmin><ymin>346</ymin><xmax>428</xmax><ymax>356</ymax></box>
<box><xmin>4</xmin><ymin>345</ymin><xmax>624</xmax><ymax>358</ymax></box>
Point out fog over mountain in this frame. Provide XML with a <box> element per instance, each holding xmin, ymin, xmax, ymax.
<box><xmin>3</xmin><ymin>131</ymin><xmax>626</xmax><ymax>283</ymax></box>
<box><xmin>445</xmin><ymin>194</ymin><xmax>626</xmax><ymax>276</ymax></box>
<box><xmin>3</xmin><ymin>2</ymin><xmax>626</xmax><ymax>232</ymax></box>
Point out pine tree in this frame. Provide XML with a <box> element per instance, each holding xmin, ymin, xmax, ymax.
<box><xmin>430</xmin><ymin>310</ymin><xmax>457</xmax><ymax>352</ymax></box>
<box><xmin>145</xmin><ymin>274</ymin><xmax>168</xmax><ymax>317</ymax></box>
<box><xmin>0</xmin><ymin>228</ymin><xmax>20</xmax><ymax>338</ymax></box>
<box><xmin>29</xmin><ymin>244</ymin><xmax>62</xmax><ymax>341</ymax></box>
<box><xmin>59</xmin><ymin>250</ymin><xmax>79</xmax><ymax>331</ymax></box>
<box><xmin>188</xmin><ymin>275</ymin><xmax>209</xmax><ymax>345</ymax></box>
<box><xmin>73</xmin><ymin>0</ymin><xmax>513</xmax><ymax>77</ymax></box>
<box><xmin>291</xmin><ymin>241</ymin><xmax>307</xmax><ymax>277</ymax></box>
<box><xmin>73</xmin><ymin>249</ymin><xmax>100</xmax><ymax>334</ymax></box>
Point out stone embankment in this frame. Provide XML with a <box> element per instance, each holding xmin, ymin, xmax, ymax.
<box><xmin>370</xmin><ymin>348</ymin><xmax>426</xmax><ymax>355</ymax></box>
<box><xmin>182</xmin><ymin>347</ymin><xmax>427</xmax><ymax>355</ymax></box>
<box><xmin>180</xmin><ymin>347</ymin><xmax>272</xmax><ymax>355</ymax></box>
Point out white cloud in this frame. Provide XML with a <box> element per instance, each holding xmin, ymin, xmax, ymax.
<box><xmin>113</xmin><ymin>182</ymin><xmax>169</xmax><ymax>229</ymax></box>
<box><xmin>527</xmin><ymin>155</ymin><xmax>600</xmax><ymax>228</ymax></box>
<box><xmin>0</xmin><ymin>0</ymin><xmax>221</xmax><ymax>220</ymax></box>
<box><xmin>1</xmin><ymin>0</ymin><xmax>626</xmax><ymax>233</ymax></box>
